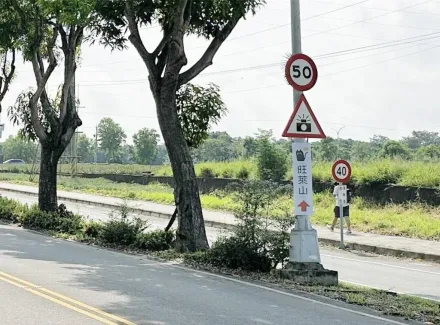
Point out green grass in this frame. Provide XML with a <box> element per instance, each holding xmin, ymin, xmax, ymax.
<box><xmin>4</xmin><ymin>159</ymin><xmax>440</xmax><ymax>187</ymax></box>
<box><xmin>1</xmin><ymin>173</ymin><xmax>439</xmax><ymax>240</ymax></box>
<box><xmin>0</xmin><ymin>163</ymin><xmax>157</xmax><ymax>175</ymax></box>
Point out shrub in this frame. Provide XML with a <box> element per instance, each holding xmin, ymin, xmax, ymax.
<box><xmin>98</xmin><ymin>203</ymin><xmax>148</xmax><ymax>246</ymax></box>
<box><xmin>221</xmin><ymin>169</ymin><xmax>234</xmax><ymax>179</ymax></box>
<box><xmin>200</xmin><ymin>167</ymin><xmax>215</xmax><ymax>178</ymax></box>
<box><xmin>256</xmin><ymin>138</ymin><xmax>287</xmax><ymax>182</ymax></box>
<box><xmin>185</xmin><ymin>236</ymin><xmax>272</xmax><ymax>272</ymax></box>
<box><xmin>188</xmin><ymin>180</ymin><xmax>294</xmax><ymax>273</ymax></box>
<box><xmin>0</xmin><ymin>197</ymin><xmax>23</xmax><ymax>223</ymax></box>
<box><xmin>21</xmin><ymin>204</ymin><xmax>83</xmax><ymax>234</ymax></box>
<box><xmin>83</xmin><ymin>220</ymin><xmax>104</xmax><ymax>238</ymax></box>
<box><xmin>237</xmin><ymin>167</ymin><xmax>249</xmax><ymax>179</ymax></box>
<box><xmin>134</xmin><ymin>230</ymin><xmax>175</xmax><ymax>251</ymax></box>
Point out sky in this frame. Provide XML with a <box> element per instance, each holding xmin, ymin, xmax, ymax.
<box><xmin>2</xmin><ymin>0</ymin><xmax>440</xmax><ymax>144</ymax></box>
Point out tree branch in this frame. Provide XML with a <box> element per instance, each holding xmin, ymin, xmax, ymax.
<box><xmin>175</xmin><ymin>0</ymin><xmax>189</xmax><ymax>29</ymax></box>
<box><xmin>59</xmin><ymin>26</ymin><xmax>83</xmax><ymax>126</ymax></box>
<box><xmin>178</xmin><ymin>20</ymin><xmax>238</xmax><ymax>86</ymax></box>
<box><xmin>125</xmin><ymin>1</ymin><xmax>156</xmax><ymax>76</ymax></box>
<box><xmin>30</xmin><ymin>28</ymin><xmax>59</xmax><ymax>142</ymax></box>
<box><xmin>0</xmin><ymin>49</ymin><xmax>16</xmax><ymax>103</ymax></box>
<box><xmin>153</xmin><ymin>33</ymin><xmax>171</xmax><ymax>58</ymax></box>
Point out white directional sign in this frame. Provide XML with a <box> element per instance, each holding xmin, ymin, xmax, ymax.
<box><xmin>293</xmin><ymin>142</ymin><xmax>313</xmax><ymax>216</ymax></box>
<box><xmin>335</xmin><ymin>185</ymin><xmax>348</xmax><ymax>205</ymax></box>
<box><xmin>282</xmin><ymin>94</ymin><xmax>326</xmax><ymax>139</ymax></box>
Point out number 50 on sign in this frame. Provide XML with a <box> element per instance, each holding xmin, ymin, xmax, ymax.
<box><xmin>332</xmin><ymin>160</ymin><xmax>352</xmax><ymax>183</ymax></box>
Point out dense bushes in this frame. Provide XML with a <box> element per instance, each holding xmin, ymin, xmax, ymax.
<box><xmin>185</xmin><ymin>180</ymin><xmax>294</xmax><ymax>272</ymax></box>
<box><xmin>0</xmin><ymin>197</ymin><xmax>174</xmax><ymax>252</ymax></box>
<box><xmin>21</xmin><ymin>204</ymin><xmax>83</xmax><ymax>234</ymax></box>
<box><xmin>257</xmin><ymin>138</ymin><xmax>288</xmax><ymax>182</ymax></box>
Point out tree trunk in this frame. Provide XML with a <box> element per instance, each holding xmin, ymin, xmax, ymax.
<box><xmin>155</xmin><ymin>85</ymin><xmax>209</xmax><ymax>252</ymax></box>
<box><xmin>38</xmin><ymin>144</ymin><xmax>61</xmax><ymax>212</ymax></box>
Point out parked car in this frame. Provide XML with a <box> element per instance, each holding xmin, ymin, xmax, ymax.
<box><xmin>3</xmin><ymin>159</ymin><xmax>25</xmax><ymax>164</ymax></box>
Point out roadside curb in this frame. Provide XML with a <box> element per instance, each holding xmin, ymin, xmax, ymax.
<box><xmin>1</xmin><ymin>187</ymin><xmax>439</xmax><ymax>263</ymax></box>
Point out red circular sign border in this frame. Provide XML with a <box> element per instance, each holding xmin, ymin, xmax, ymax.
<box><xmin>332</xmin><ymin>159</ymin><xmax>352</xmax><ymax>183</ymax></box>
<box><xmin>285</xmin><ymin>53</ymin><xmax>318</xmax><ymax>92</ymax></box>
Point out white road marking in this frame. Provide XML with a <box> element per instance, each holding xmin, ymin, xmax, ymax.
<box><xmin>321</xmin><ymin>254</ymin><xmax>440</xmax><ymax>275</ymax></box>
<box><xmin>341</xmin><ymin>280</ymin><xmax>440</xmax><ymax>303</ymax></box>
<box><xmin>158</xmin><ymin>262</ymin><xmax>410</xmax><ymax>325</ymax></box>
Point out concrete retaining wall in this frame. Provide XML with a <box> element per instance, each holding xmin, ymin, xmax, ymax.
<box><xmin>58</xmin><ymin>173</ymin><xmax>440</xmax><ymax>205</ymax></box>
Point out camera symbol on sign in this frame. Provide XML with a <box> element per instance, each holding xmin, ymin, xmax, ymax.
<box><xmin>296</xmin><ymin>114</ymin><xmax>311</xmax><ymax>133</ymax></box>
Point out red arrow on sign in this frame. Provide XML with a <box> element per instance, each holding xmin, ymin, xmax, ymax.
<box><xmin>298</xmin><ymin>201</ymin><xmax>310</xmax><ymax>212</ymax></box>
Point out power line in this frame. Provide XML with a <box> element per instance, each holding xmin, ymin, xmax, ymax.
<box><xmin>76</xmin><ymin>110</ymin><xmax>428</xmax><ymax>134</ymax></box>
<box><xmin>189</xmin><ymin>0</ymin><xmax>369</xmax><ymax>47</ymax></box>
<box><xmin>75</xmin><ymin>31</ymin><xmax>440</xmax><ymax>86</ymax></box>
<box><xmin>304</xmin><ymin>0</ymin><xmax>435</xmax><ymax>39</ymax></box>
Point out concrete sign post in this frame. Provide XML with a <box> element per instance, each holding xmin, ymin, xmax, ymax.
<box><xmin>332</xmin><ymin>160</ymin><xmax>352</xmax><ymax>249</ymax></box>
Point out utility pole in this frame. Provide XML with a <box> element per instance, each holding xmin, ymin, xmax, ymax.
<box><xmin>289</xmin><ymin>0</ymin><xmax>322</xmax><ymax>265</ymax></box>
<box><xmin>331</xmin><ymin>126</ymin><xmax>345</xmax><ymax>159</ymax></box>
<box><xmin>279</xmin><ymin>0</ymin><xmax>337</xmax><ymax>285</ymax></box>
<box><xmin>94</xmin><ymin>125</ymin><xmax>98</xmax><ymax>164</ymax></box>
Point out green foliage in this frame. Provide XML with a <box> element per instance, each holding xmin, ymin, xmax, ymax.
<box><xmin>256</xmin><ymin>136</ymin><xmax>287</xmax><ymax>182</ymax></box>
<box><xmin>97</xmin><ymin>117</ymin><xmax>127</xmax><ymax>160</ymax></box>
<box><xmin>135</xmin><ymin>230</ymin><xmax>175</xmax><ymax>251</ymax></box>
<box><xmin>132</xmin><ymin>128</ymin><xmax>159</xmax><ymax>165</ymax></box>
<box><xmin>192</xmin><ymin>131</ymin><xmax>237</xmax><ymax>162</ymax></box>
<box><xmin>185</xmin><ymin>236</ymin><xmax>272</xmax><ymax>272</ymax></box>
<box><xmin>403</xmin><ymin>131</ymin><xmax>440</xmax><ymax>150</ymax></box>
<box><xmin>77</xmin><ymin>134</ymin><xmax>95</xmax><ymax>163</ymax></box>
<box><xmin>0</xmin><ymin>196</ymin><xmax>175</xmax><ymax>251</ymax></box>
<box><xmin>200</xmin><ymin>167</ymin><xmax>216</xmax><ymax>178</ymax></box>
<box><xmin>2</xmin><ymin>134</ymin><xmax>37</xmax><ymax>162</ymax></box>
<box><xmin>93</xmin><ymin>0</ymin><xmax>265</xmax><ymax>49</ymax></box>
<box><xmin>21</xmin><ymin>204</ymin><xmax>83</xmax><ymax>234</ymax></box>
<box><xmin>380</xmin><ymin>140</ymin><xmax>411</xmax><ymax>159</ymax></box>
<box><xmin>8</xmin><ymin>90</ymin><xmax>57</xmax><ymax>141</ymax></box>
<box><xmin>187</xmin><ymin>180</ymin><xmax>293</xmax><ymax>272</ymax></box>
<box><xmin>312</xmin><ymin>137</ymin><xmax>338</xmax><ymax>161</ymax></box>
<box><xmin>98</xmin><ymin>203</ymin><xmax>148</xmax><ymax>246</ymax></box>
<box><xmin>83</xmin><ymin>220</ymin><xmax>103</xmax><ymax>238</ymax></box>
<box><xmin>237</xmin><ymin>166</ymin><xmax>249</xmax><ymax>179</ymax></box>
<box><xmin>416</xmin><ymin>144</ymin><xmax>440</xmax><ymax>160</ymax></box>
<box><xmin>0</xmin><ymin>197</ymin><xmax>25</xmax><ymax>223</ymax></box>
<box><xmin>177</xmin><ymin>83</ymin><xmax>228</xmax><ymax>148</ymax></box>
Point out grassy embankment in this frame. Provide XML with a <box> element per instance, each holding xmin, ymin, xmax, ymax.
<box><xmin>3</xmin><ymin>159</ymin><xmax>440</xmax><ymax>187</ymax></box>
<box><xmin>0</xmin><ymin>172</ymin><xmax>439</xmax><ymax>240</ymax></box>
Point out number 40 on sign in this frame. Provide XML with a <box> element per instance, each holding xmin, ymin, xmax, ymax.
<box><xmin>332</xmin><ymin>159</ymin><xmax>352</xmax><ymax>183</ymax></box>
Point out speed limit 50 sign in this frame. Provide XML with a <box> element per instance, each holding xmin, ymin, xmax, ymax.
<box><xmin>332</xmin><ymin>160</ymin><xmax>352</xmax><ymax>183</ymax></box>
<box><xmin>285</xmin><ymin>53</ymin><xmax>318</xmax><ymax>91</ymax></box>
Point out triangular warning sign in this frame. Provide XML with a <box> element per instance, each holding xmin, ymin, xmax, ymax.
<box><xmin>282</xmin><ymin>94</ymin><xmax>326</xmax><ymax>139</ymax></box>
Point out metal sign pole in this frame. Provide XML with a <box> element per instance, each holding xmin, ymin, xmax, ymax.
<box><xmin>339</xmin><ymin>182</ymin><xmax>345</xmax><ymax>249</ymax></box>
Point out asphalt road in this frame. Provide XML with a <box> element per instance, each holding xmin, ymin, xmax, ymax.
<box><xmin>0</xmin><ymin>223</ymin><xmax>416</xmax><ymax>325</ymax></box>
<box><xmin>0</xmin><ymin>279</ymin><xmax>102</xmax><ymax>325</ymax></box>
<box><xmin>2</xmin><ymin>190</ymin><xmax>439</xmax><ymax>302</ymax></box>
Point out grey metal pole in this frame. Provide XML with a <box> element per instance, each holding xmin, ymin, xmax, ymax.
<box><xmin>338</xmin><ymin>182</ymin><xmax>345</xmax><ymax>249</ymax></box>
<box><xmin>291</xmin><ymin>0</ymin><xmax>302</xmax><ymax>106</ymax></box>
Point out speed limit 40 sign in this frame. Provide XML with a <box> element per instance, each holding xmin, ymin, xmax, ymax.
<box><xmin>285</xmin><ymin>53</ymin><xmax>318</xmax><ymax>91</ymax></box>
<box><xmin>332</xmin><ymin>160</ymin><xmax>352</xmax><ymax>183</ymax></box>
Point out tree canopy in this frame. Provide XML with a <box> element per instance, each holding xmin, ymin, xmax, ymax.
<box><xmin>97</xmin><ymin>117</ymin><xmax>126</xmax><ymax>160</ymax></box>
<box><xmin>133</xmin><ymin>128</ymin><xmax>159</xmax><ymax>165</ymax></box>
